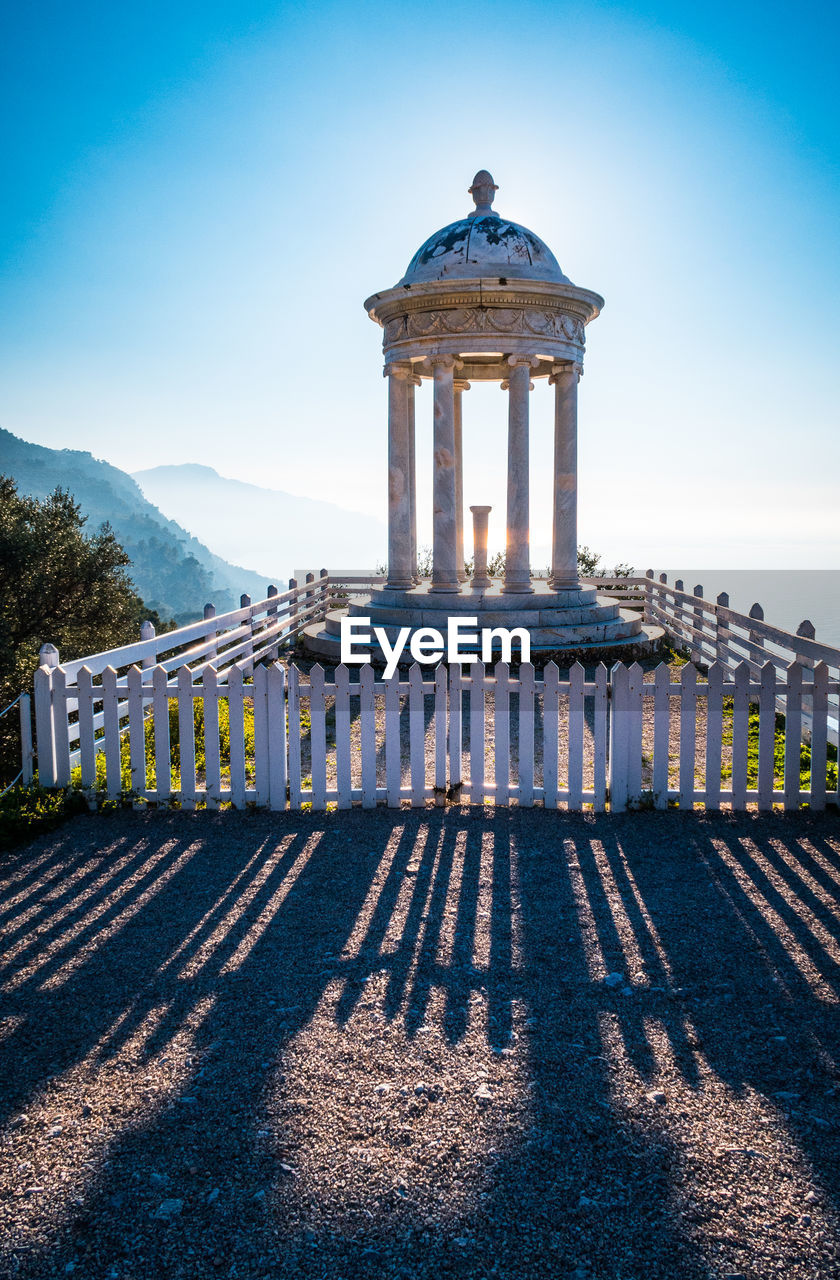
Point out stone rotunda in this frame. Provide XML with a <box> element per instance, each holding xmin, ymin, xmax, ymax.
<box><xmin>304</xmin><ymin>170</ymin><xmax>663</xmax><ymax>663</ymax></box>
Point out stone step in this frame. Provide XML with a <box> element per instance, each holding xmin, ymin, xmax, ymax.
<box><xmin>364</xmin><ymin>585</ymin><xmax>599</xmax><ymax>610</ymax></box>
<box><xmin>317</xmin><ymin>608</ymin><xmax>643</xmax><ymax>647</ymax></box>
<box><xmin>341</xmin><ymin>600</ymin><xmax>624</xmax><ymax>631</ymax></box>
<box><xmin>300</xmin><ymin>622</ymin><xmax>665</xmax><ymax>664</ymax></box>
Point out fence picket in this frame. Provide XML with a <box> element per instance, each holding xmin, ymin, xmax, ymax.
<box><xmin>33</xmin><ymin>665</ymin><xmax>56</xmax><ymax>788</ymax></box>
<box><xmin>494</xmin><ymin>662</ymin><xmax>511</xmax><ymax>807</ymax></box>
<box><xmin>627</xmin><ymin>662</ymin><xmax>643</xmax><ymax>805</ymax></box>
<box><xmin>227</xmin><ymin>665</ymin><xmax>246</xmax><ymax>809</ymax></box>
<box><xmin>518</xmin><ymin>663</ymin><xmax>535</xmax><ymax>808</ymax></box>
<box><xmin>434</xmin><ymin>664</ymin><xmax>447</xmax><ymax>805</ymax></box>
<box><xmin>127</xmin><ymin>665</ymin><xmax>146</xmax><ymax>795</ymax></box>
<box><xmin>470</xmin><ymin>661</ymin><xmax>486</xmax><ymax>805</ymax></box>
<box><xmin>288</xmin><ymin>665</ymin><xmax>302</xmax><ymax>809</ymax></box>
<box><xmin>267</xmin><ymin>663</ymin><xmax>287</xmax><ymax>810</ymax></box>
<box><xmin>568</xmin><ymin>662</ymin><xmax>584</xmax><ymax>811</ymax></box>
<box><xmin>99</xmin><ymin>666</ymin><xmax>120</xmax><ymax>799</ymax></box>
<box><xmin>77</xmin><ymin>665</ymin><xmax>97</xmax><ymax>791</ymax></box>
<box><xmin>309</xmin><ymin>665</ymin><xmax>327</xmax><ymax>811</ymax></box>
<box><xmin>652</xmin><ymin>663</ymin><xmax>670</xmax><ymax>809</ymax></box>
<box><xmin>783</xmin><ymin>661</ymin><xmax>803</xmax><ymax>811</ymax></box>
<box><xmin>50</xmin><ymin>665</ymin><xmax>71</xmax><ymax>789</ymax></box>
<box><xmin>449</xmin><ymin>663</ymin><xmax>463</xmax><ymax>801</ymax></box>
<box><xmin>409</xmin><ymin>664</ymin><xmax>425</xmax><ymax>807</ymax></box>
<box><xmin>543</xmin><ymin>661</ymin><xmax>559</xmax><ymax>809</ymax></box>
<box><xmin>178</xmin><ymin>664</ymin><xmax>197</xmax><ymax>809</ymax></box>
<box><xmin>360</xmin><ymin>664</ymin><xmax>376</xmax><ymax>808</ymax></box>
<box><xmin>809</xmin><ymin>663</ymin><xmax>828</xmax><ymax>811</ymax></box>
<box><xmin>609</xmin><ymin>663</ymin><xmax>628</xmax><ymax>813</ymax></box>
<box><xmin>731</xmin><ymin>662</ymin><xmax>750</xmax><ymax>810</ymax></box>
<box><xmin>385</xmin><ymin>674</ymin><xmax>401</xmax><ymax>807</ymax></box>
<box><xmin>757</xmin><ymin>660</ymin><xmax>776</xmax><ymax>812</ymax></box>
<box><xmin>153</xmin><ymin>665</ymin><xmax>171</xmax><ymax>801</ymax></box>
<box><xmin>678</xmin><ymin>663</ymin><xmax>697</xmax><ymax>811</ymax></box>
<box><xmin>335</xmin><ymin>664</ymin><xmax>352</xmax><ymax>809</ymax></box>
<box><xmin>705</xmin><ymin>662</ymin><xmax>724</xmax><ymax>811</ymax></box>
<box><xmin>593</xmin><ymin>664</ymin><xmax>608</xmax><ymax>812</ymax></box>
<box><xmin>203</xmin><ymin>666</ymin><xmax>221</xmax><ymax>809</ymax></box>
<box><xmin>253</xmin><ymin>665</ymin><xmax>270</xmax><ymax>808</ymax></box>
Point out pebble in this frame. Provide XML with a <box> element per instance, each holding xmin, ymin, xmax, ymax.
<box><xmin>207</xmin><ymin>1188</ymin><xmax>220</xmax><ymax>1204</ymax></box>
<box><xmin>646</xmin><ymin>1090</ymin><xmax>666</xmax><ymax>1105</ymax></box>
<box><xmin>374</xmin><ymin>1083</ymin><xmax>390</xmax><ymax>1094</ymax></box>
<box><xmin>473</xmin><ymin>1083</ymin><xmax>493</xmax><ymax>1103</ymax></box>
<box><xmin>804</xmin><ymin>1190</ymin><xmax>818</xmax><ymax>1204</ymax></box>
<box><xmin>154</xmin><ymin>1198</ymin><xmax>183</xmax><ymax>1220</ymax></box>
<box><xmin>603</xmin><ymin>973</ymin><xmax>624</xmax><ymax>988</ymax></box>
<box><xmin>47</xmin><ymin>1124</ymin><xmax>63</xmax><ymax>1137</ymax></box>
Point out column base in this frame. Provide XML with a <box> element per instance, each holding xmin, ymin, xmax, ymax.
<box><xmin>430</xmin><ymin>581</ymin><xmax>462</xmax><ymax>594</ymax></box>
<box><xmin>386</xmin><ymin>576</ymin><xmax>416</xmax><ymax>591</ymax></box>
<box><xmin>502</xmin><ymin>580</ymin><xmax>534</xmax><ymax>594</ymax></box>
<box><xmin>470</xmin><ymin>575</ymin><xmax>492</xmax><ymax>590</ymax></box>
<box><xmin>548</xmin><ymin>575</ymin><xmax>580</xmax><ymax>591</ymax></box>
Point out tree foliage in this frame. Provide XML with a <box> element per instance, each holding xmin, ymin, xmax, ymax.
<box><xmin>0</xmin><ymin>476</ymin><xmax>167</xmax><ymax>782</ymax></box>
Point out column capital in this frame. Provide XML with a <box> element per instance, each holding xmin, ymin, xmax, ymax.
<box><xmin>383</xmin><ymin>360</ymin><xmax>414</xmax><ymax>380</ymax></box>
<box><xmin>453</xmin><ymin>378</ymin><xmax>471</xmax><ymax>392</ymax></box>
<box><xmin>507</xmin><ymin>353</ymin><xmax>539</xmax><ymax>369</ymax></box>
<box><xmin>549</xmin><ymin>361</ymin><xmax>583</xmax><ymax>384</ymax></box>
<box><xmin>500</xmin><ymin>378</ymin><xmax>534</xmax><ymax>392</ymax></box>
<box><xmin>423</xmin><ymin>353</ymin><xmax>464</xmax><ymax>373</ymax></box>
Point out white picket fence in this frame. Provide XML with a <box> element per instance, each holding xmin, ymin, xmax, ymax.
<box><xmin>31</xmin><ymin>656</ymin><xmax>839</xmax><ymax>812</ymax></box>
<box><xmin>25</xmin><ymin>567</ymin><xmax>840</xmax><ymax>811</ymax></box>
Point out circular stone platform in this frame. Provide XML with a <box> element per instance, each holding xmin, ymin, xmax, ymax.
<box><xmin>301</xmin><ymin>583</ymin><xmax>664</xmax><ymax>667</ymax></box>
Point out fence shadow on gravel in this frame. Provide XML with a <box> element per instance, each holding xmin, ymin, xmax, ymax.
<box><xmin>1</xmin><ymin>810</ymin><xmax>840</xmax><ymax>1279</ymax></box>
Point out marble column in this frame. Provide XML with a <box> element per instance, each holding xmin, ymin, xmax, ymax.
<box><xmin>428</xmin><ymin>354</ymin><xmax>462</xmax><ymax>592</ymax></box>
<box><xmin>385</xmin><ymin>362</ymin><xmax>414</xmax><ymax>590</ymax></box>
<box><xmin>407</xmin><ymin>372</ymin><xmax>420</xmax><ymax>581</ymax></box>
<box><xmin>454</xmin><ymin>379</ymin><xmax>470</xmax><ymax>582</ymax></box>
<box><xmin>470</xmin><ymin>505</ymin><xmax>492</xmax><ymax>589</ymax></box>
<box><xmin>503</xmin><ymin>356</ymin><xmax>536</xmax><ymax>593</ymax></box>
<box><xmin>548</xmin><ymin>362</ymin><xmax>581</xmax><ymax>589</ymax></box>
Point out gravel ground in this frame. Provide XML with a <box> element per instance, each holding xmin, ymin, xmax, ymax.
<box><xmin>2</xmin><ymin>807</ymin><xmax>840</xmax><ymax>1279</ymax></box>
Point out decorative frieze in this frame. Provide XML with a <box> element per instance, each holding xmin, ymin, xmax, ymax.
<box><xmin>384</xmin><ymin>306</ymin><xmax>585</xmax><ymax>347</ymax></box>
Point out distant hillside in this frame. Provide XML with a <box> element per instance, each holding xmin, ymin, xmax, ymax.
<box><xmin>0</xmin><ymin>429</ymin><xmax>270</xmax><ymax>623</ymax></box>
<box><xmin>132</xmin><ymin>464</ymin><xmax>386</xmax><ymax>582</ymax></box>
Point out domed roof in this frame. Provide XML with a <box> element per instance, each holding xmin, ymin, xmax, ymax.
<box><xmin>399</xmin><ymin>170</ymin><xmax>570</xmax><ymax>286</ymax></box>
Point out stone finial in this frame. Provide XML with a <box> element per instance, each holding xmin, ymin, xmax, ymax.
<box><xmin>468</xmin><ymin>169</ymin><xmax>499</xmax><ymax>219</ymax></box>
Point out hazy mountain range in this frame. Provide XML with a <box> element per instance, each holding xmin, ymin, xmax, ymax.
<box><xmin>132</xmin><ymin>464</ymin><xmax>385</xmax><ymax>581</ymax></box>
<box><xmin>1</xmin><ymin>430</ymin><xmax>386</xmax><ymax>624</ymax></box>
<box><xmin>0</xmin><ymin>429</ymin><xmax>270</xmax><ymax>622</ymax></box>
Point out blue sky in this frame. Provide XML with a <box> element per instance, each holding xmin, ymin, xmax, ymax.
<box><xmin>1</xmin><ymin>0</ymin><xmax>838</xmax><ymax>568</ymax></box>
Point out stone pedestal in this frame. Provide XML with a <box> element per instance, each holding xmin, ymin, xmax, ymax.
<box><xmin>470</xmin><ymin>505</ymin><xmax>491</xmax><ymax>589</ymax></box>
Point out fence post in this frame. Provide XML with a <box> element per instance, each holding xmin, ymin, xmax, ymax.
<box><xmin>692</xmin><ymin>585</ymin><xmax>705</xmax><ymax>664</ymax></box>
<box><xmin>644</xmin><ymin>569</ymin><xmax>654</xmax><ymax>624</ymax></box>
<box><xmin>319</xmin><ymin>568</ymin><xmax>329</xmax><ymax>620</ymax></box>
<box><xmin>140</xmin><ymin>619</ymin><xmax>156</xmax><ymax>672</ymax></box>
<box><xmin>240</xmin><ymin>594</ymin><xmax>253</xmax><ymax>668</ymax></box>
<box><xmin>795</xmin><ymin>620</ymin><xmax>815</xmax><ymax>670</ymax></box>
<box><xmin>674</xmin><ymin>579</ymin><xmax>686</xmax><ymax>648</ymax></box>
<box><xmin>748</xmin><ymin>603</ymin><xmax>765</xmax><ymax>662</ymax></box>
<box><xmin>19</xmin><ymin>693</ymin><xmax>34</xmax><ymax>784</ymax></box>
<box><xmin>715</xmin><ymin>592</ymin><xmax>729</xmax><ymax>665</ymax></box>
<box><xmin>265</xmin><ymin>586</ymin><xmax>279</xmax><ymax>658</ymax></box>
<box><xmin>34</xmin><ymin>644</ymin><xmax>59</xmax><ymax>787</ymax></box>
<box><xmin>286</xmin><ymin>579</ymin><xmax>298</xmax><ymax>648</ymax></box>
<box><xmin>608</xmin><ymin>663</ymin><xmax>628</xmax><ymax>812</ymax></box>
